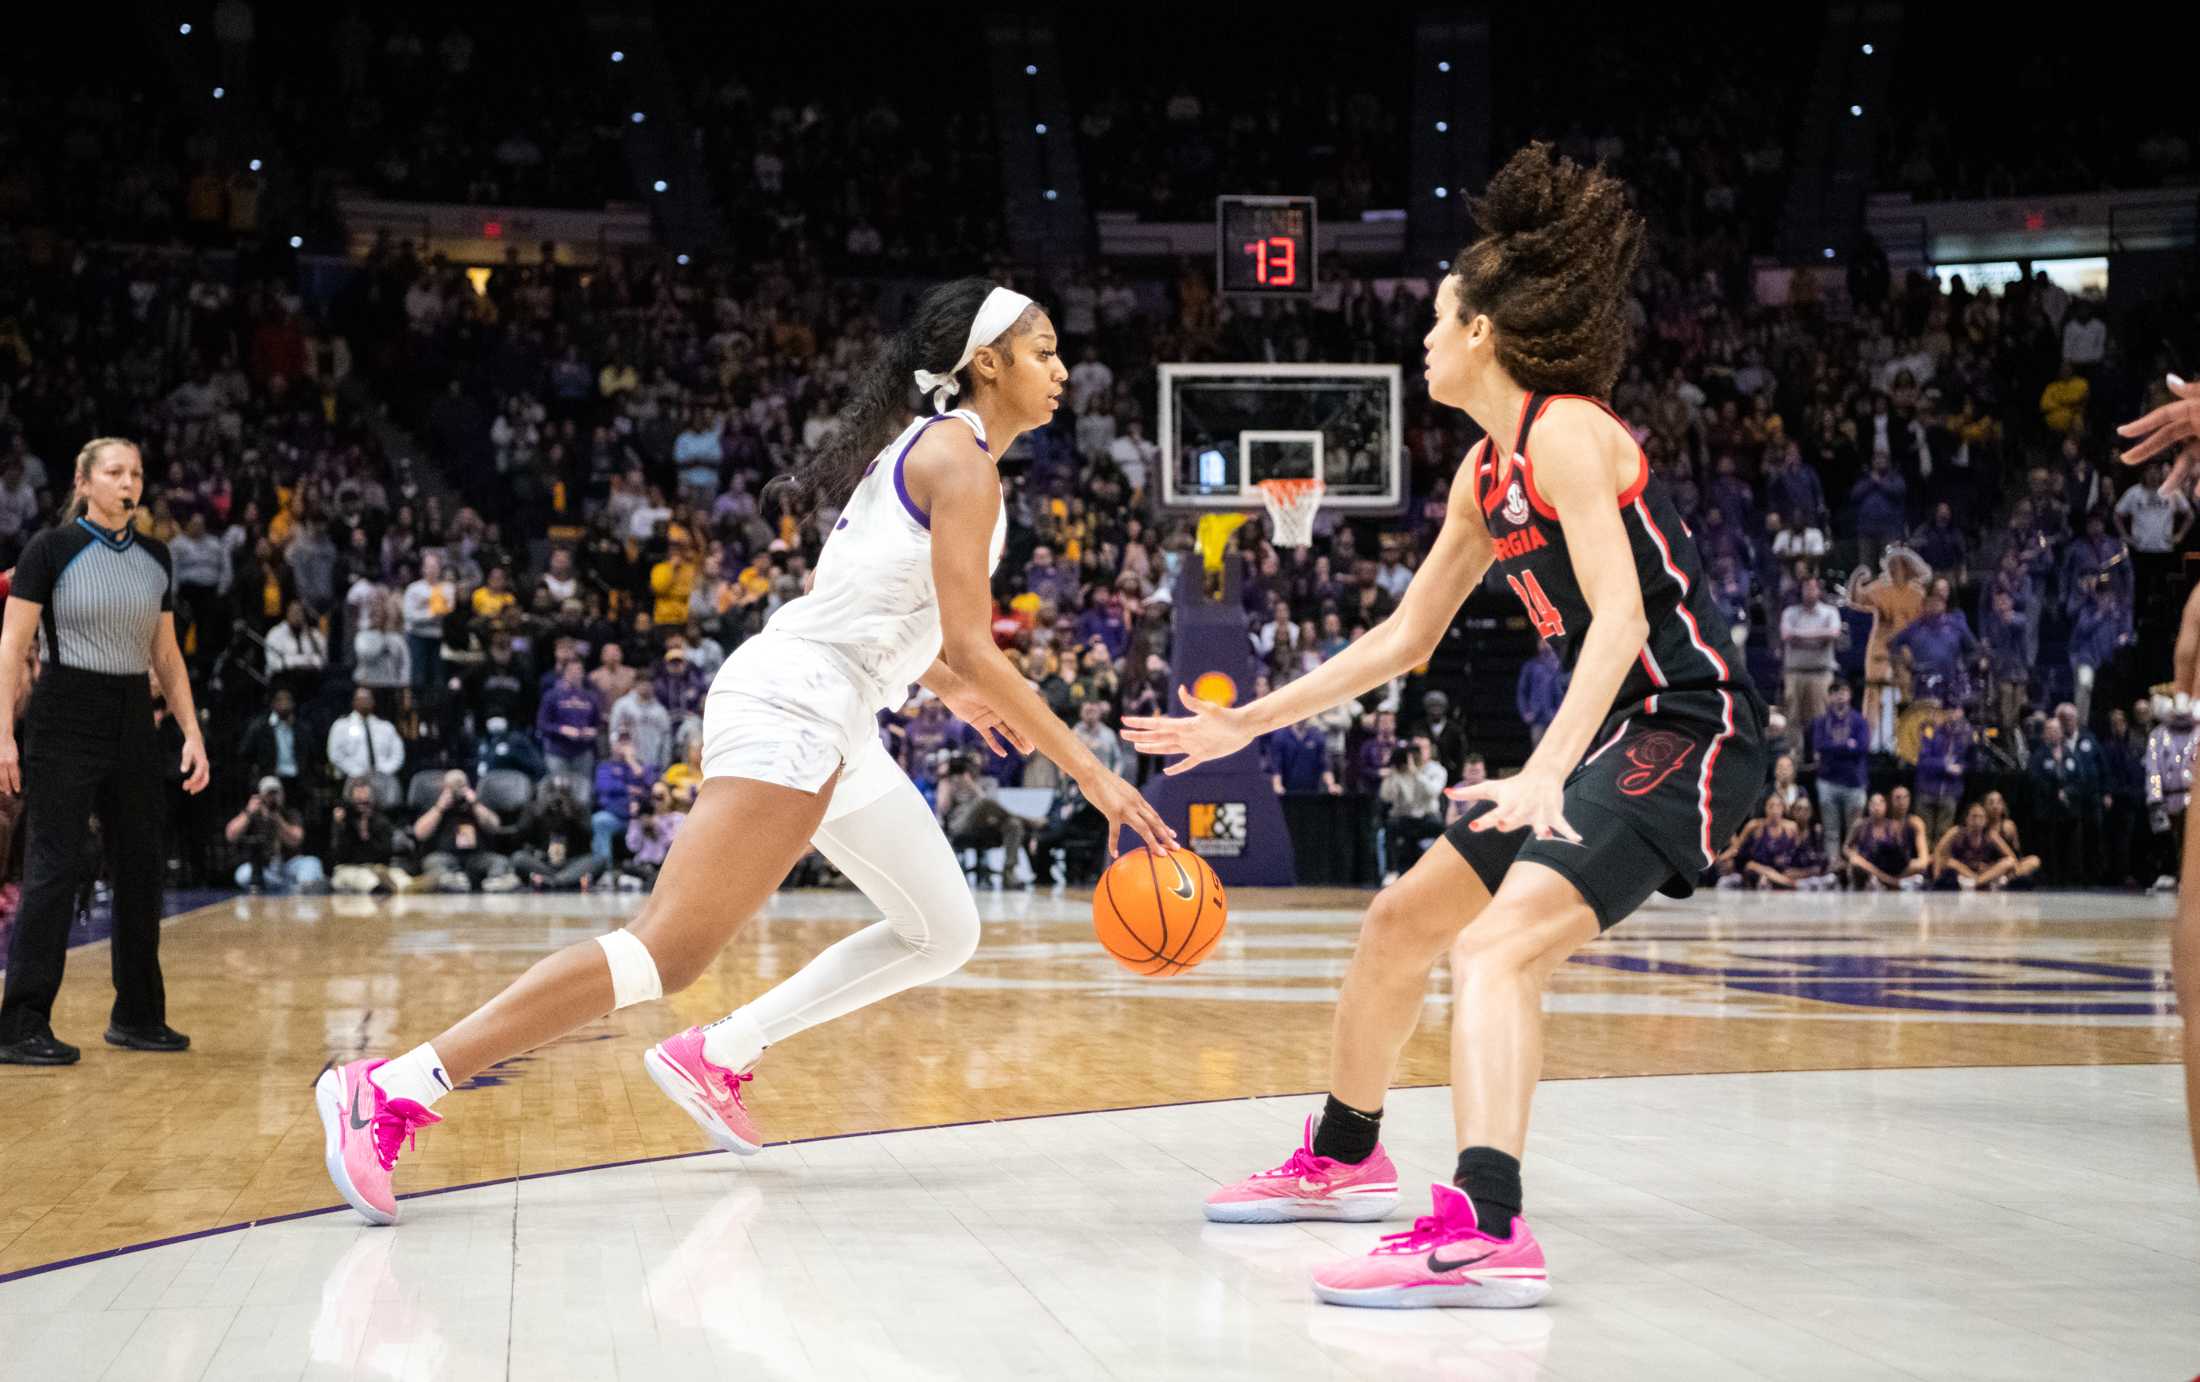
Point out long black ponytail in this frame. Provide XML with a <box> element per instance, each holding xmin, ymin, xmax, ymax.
<box><xmin>769</xmin><ymin>277</ymin><xmax>1036</xmax><ymax>521</ymax></box>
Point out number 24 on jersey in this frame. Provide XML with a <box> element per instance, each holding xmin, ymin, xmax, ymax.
<box><xmin>1506</xmin><ymin>569</ymin><xmax>1567</xmax><ymax>640</ymax></box>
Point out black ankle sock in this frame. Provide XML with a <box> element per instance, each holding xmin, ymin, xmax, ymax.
<box><xmin>1310</xmin><ymin>1095</ymin><xmax>1383</xmax><ymax>1164</ymax></box>
<box><xmin>1453</xmin><ymin>1146</ymin><xmax>1522</xmax><ymax>1236</ymax></box>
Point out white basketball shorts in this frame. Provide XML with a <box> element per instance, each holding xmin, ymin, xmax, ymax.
<box><xmin>700</xmin><ymin>633</ymin><xmax>905</xmax><ymax>823</ymax></box>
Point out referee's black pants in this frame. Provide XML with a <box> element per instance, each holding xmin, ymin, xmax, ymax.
<box><xmin>0</xmin><ymin>668</ymin><xmax>167</xmax><ymax>1041</ymax></box>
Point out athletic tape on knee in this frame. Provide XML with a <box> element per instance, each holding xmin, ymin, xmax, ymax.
<box><xmin>596</xmin><ymin>929</ymin><xmax>663</xmax><ymax>1009</ymax></box>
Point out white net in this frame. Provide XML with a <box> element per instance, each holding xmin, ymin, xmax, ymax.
<box><xmin>1257</xmin><ymin>479</ymin><xmax>1325</xmax><ymax>548</ymax></box>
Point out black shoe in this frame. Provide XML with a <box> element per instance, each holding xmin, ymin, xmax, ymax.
<box><xmin>104</xmin><ymin>1023</ymin><xmax>190</xmax><ymax>1052</ymax></box>
<box><xmin>0</xmin><ymin>1032</ymin><xmax>82</xmax><ymax>1065</ymax></box>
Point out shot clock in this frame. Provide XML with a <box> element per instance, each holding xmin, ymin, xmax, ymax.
<box><xmin>1217</xmin><ymin>195</ymin><xmax>1317</xmax><ymax>297</ymax></box>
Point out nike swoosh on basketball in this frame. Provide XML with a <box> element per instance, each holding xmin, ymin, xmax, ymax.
<box><xmin>349</xmin><ymin>1082</ymin><xmax>373</xmax><ymax>1130</ymax></box>
<box><xmin>1426</xmin><ymin>1247</ymin><xmax>1495</xmax><ymax>1274</ymax></box>
<box><xmin>1166</xmin><ymin>857</ymin><xmax>1196</xmax><ymax>901</ymax></box>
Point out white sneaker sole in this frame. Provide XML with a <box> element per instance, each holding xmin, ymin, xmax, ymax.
<box><xmin>643</xmin><ymin>1046</ymin><xmax>762</xmax><ymax>1156</ymax></box>
<box><xmin>1204</xmin><ymin>1190</ymin><xmax>1399</xmax><ymax>1224</ymax></box>
<box><xmin>1313</xmin><ymin>1273</ymin><xmax>1550</xmax><ymax>1309</ymax></box>
<box><xmin>314</xmin><ymin>1068</ymin><xmax>396</xmax><ymax>1226</ymax></box>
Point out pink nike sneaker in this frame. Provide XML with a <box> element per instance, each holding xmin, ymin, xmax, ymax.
<box><xmin>643</xmin><ymin>1026</ymin><xmax>762</xmax><ymax>1155</ymax></box>
<box><xmin>1311</xmin><ymin>1183</ymin><xmax>1549</xmax><ymax>1309</ymax></box>
<box><xmin>314</xmin><ymin>1058</ymin><xmax>441</xmax><ymax>1226</ymax></box>
<box><xmin>1203</xmin><ymin>1114</ymin><xmax>1400</xmax><ymax>1223</ymax></box>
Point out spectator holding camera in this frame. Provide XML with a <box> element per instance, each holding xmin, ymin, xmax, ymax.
<box><xmin>621</xmin><ymin>781</ymin><xmax>685</xmax><ymax>890</ymax></box>
<box><xmin>507</xmin><ymin>777</ymin><xmax>606</xmax><ymax>891</ymax></box>
<box><xmin>1377</xmin><ymin>735</ymin><xmax>1446</xmax><ymax>885</ymax></box>
<box><xmin>412</xmin><ymin>768</ymin><xmax>517</xmax><ymax>893</ymax></box>
<box><xmin>225</xmin><ymin>777</ymin><xmax>324</xmax><ymax>892</ymax></box>
<box><xmin>327</xmin><ymin>775</ymin><xmax>419</xmax><ymax>894</ymax></box>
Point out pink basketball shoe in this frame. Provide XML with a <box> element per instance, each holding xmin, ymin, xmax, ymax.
<box><xmin>1311</xmin><ymin>1183</ymin><xmax>1549</xmax><ymax>1308</ymax></box>
<box><xmin>643</xmin><ymin>1026</ymin><xmax>763</xmax><ymax>1155</ymax></box>
<box><xmin>1203</xmin><ymin>1114</ymin><xmax>1400</xmax><ymax>1223</ymax></box>
<box><xmin>314</xmin><ymin>1058</ymin><xmax>442</xmax><ymax>1226</ymax></box>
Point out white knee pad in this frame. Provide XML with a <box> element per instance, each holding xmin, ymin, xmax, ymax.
<box><xmin>596</xmin><ymin>928</ymin><xmax>664</xmax><ymax>1009</ymax></box>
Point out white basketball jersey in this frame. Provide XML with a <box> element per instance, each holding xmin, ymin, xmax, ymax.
<box><xmin>757</xmin><ymin>409</ymin><xmax>1007</xmax><ymax>711</ymax></box>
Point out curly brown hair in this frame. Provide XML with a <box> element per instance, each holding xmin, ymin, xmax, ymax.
<box><xmin>1448</xmin><ymin>141</ymin><xmax>1645</xmax><ymax>399</ymax></box>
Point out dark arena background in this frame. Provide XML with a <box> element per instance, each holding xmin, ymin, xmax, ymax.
<box><xmin>0</xmin><ymin>5</ymin><xmax>2192</xmax><ymax>1379</ymax></box>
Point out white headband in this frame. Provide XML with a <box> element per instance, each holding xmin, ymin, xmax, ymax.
<box><xmin>912</xmin><ymin>286</ymin><xmax>1034</xmax><ymax>414</ymax></box>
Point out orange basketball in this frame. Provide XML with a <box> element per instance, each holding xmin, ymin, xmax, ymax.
<box><xmin>1092</xmin><ymin>847</ymin><xmax>1228</xmax><ymax>976</ymax></box>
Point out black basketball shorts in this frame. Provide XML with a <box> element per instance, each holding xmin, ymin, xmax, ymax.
<box><xmin>1443</xmin><ymin>688</ymin><xmax>1770</xmax><ymax>930</ymax></box>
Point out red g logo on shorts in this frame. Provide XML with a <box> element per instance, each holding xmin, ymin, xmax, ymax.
<box><xmin>1616</xmin><ymin>730</ymin><xmax>1697</xmax><ymax>796</ymax></box>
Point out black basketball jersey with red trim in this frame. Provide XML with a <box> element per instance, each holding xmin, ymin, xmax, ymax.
<box><xmin>1475</xmin><ymin>391</ymin><xmax>1754</xmax><ymax>720</ymax></box>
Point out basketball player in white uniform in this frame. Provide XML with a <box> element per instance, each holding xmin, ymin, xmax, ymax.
<box><xmin>316</xmin><ymin>281</ymin><xmax>1176</xmax><ymax>1225</ymax></box>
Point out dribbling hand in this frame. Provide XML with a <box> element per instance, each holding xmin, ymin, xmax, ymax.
<box><xmin>0</xmin><ymin>737</ymin><xmax>17</xmax><ymax>796</ymax></box>
<box><xmin>1121</xmin><ymin>685</ymin><xmax>1256</xmax><ymax>776</ymax></box>
<box><xmin>1081</xmin><ymin>770</ymin><xmax>1178</xmax><ymax>859</ymax></box>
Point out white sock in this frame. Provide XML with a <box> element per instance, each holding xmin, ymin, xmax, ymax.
<box><xmin>701</xmin><ymin>1011</ymin><xmax>768</xmax><ymax>1072</ymax></box>
<box><xmin>370</xmin><ymin>1042</ymin><xmax>454</xmax><ymax>1110</ymax></box>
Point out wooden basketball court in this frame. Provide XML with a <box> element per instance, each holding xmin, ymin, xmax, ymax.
<box><xmin>0</xmin><ymin>886</ymin><xmax>2189</xmax><ymax>1379</ymax></box>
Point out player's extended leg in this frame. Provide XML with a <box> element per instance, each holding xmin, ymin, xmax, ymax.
<box><xmin>316</xmin><ymin>773</ymin><xmax>835</xmax><ymax>1224</ymax></box>
<box><xmin>1203</xmin><ymin>842</ymin><xmax>1490</xmax><ymax>1224</ymax></box>
<box><xmin>645</xmin><ymin>773</ymin><xmax>981</xmax><ymax>1153</ymax></box>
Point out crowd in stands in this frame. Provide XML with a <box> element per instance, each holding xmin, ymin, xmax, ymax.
<box><xmin>1876</xmin><ymin>21</ymin><xmax>2195</xmax><ymax>203</ymax></box>
<box><xmin>1062</xmin><ymin>16</ymin><xmax>1408</xmax><ymax>219</ymax></box>
<box><xmin>1</xmin><ymin>17</ymin><xmax>2196</xmax><ymax>899</ymax></box>
<box><xmin>676</xmin><ymin>12</ymin><xmax>1007</xmax><ymax>273</ymax></box>
<box><xmin>260</xmin><ymin>7</ymin><xmax>630</xmax><ymax>210</ymax></box>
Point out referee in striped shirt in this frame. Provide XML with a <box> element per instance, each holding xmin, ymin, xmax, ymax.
<box><xmin>0</xmin><ymin>438</ymin><xmax>210</xmax><ymax>1065</ymax></box>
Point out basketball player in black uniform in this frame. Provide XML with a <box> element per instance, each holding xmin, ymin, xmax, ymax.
<box><xmin>1126</xmin><ymin>143</ymin><xmax>1770</xmax><ymax>1306</ymax></box>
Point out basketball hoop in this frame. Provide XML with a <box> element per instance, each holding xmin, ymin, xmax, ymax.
<box><xmin>1256</xmin><ymin>478</ymin><xmax>1325</xmax><ymax>548</ymax></box>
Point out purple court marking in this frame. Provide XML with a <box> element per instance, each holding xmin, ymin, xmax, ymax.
<box><xmin>1569</xmin><ymin>950</ymin><xmax>2179</xmax><ymax>1017</ymax></box>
